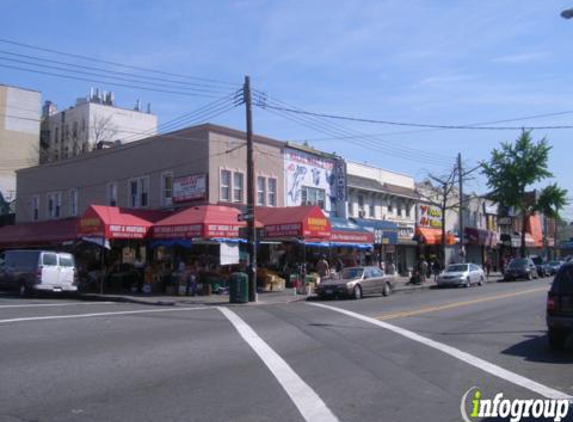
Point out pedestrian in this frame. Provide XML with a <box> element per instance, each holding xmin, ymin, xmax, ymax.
<box><xmin>432</xmin><ymin>259</ymin><xmax>441</xmax><ymax>282</ymax></box>
<box><xmin>484</xmin><ymin>258</ymin><xmax>492</xmax><ymax>278</ymax></box>
<box><xmin>386</xmin><ymin>259</ymin><xmax>395</xmax><ymax>275</ymax></box>
<box><xmin>335</xmin><ymin>257</ymin><xmax>344</xmax><ymax>273</ymax></box>
<box><xmin>419</xmin><ymin>258</ymin><xmax>428</xmax><ymax>284</ymax></box>
<box><xmin>316</xmin><ymin>255</ymin><xmax>330</xmax><ymax>278</ymax></box>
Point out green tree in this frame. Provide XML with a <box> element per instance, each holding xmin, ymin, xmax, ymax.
<box><xmin>481</xmin><ymin>131</ymin><xmax>568</xmax><ymax>257</ymax></box>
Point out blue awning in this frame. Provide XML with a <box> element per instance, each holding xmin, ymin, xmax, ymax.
<box><xmin>350</xmin><ymin>218</ymin><xmax>399</xmax><ymax>245</ymax></box>
<box><xmin>558</xmin><ymin>241</ymin><xmax>573</xmax><ymax>249</ymax></box>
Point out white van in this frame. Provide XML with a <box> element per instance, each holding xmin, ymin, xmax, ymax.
<box><xmin>0</xmin><ymin>250</ymin><xmax>78</xmax><ymax>297</ymax></box>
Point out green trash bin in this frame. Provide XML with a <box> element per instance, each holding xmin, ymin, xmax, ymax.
<box><xmin>229</xmin><ymin>272</ymin><xmax>249</xmax><ymax>304</ymax></box>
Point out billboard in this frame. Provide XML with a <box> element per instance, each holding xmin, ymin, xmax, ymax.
<box><xmin>173</xmin><ymin>173</ymin><xmax>207</xmax><ymax>203</ymax></box>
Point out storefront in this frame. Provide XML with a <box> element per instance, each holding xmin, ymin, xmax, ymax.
<box><xmin>464</xmin><ymin>227</ymin><xmax>499</xmax><ymax>267</ymax></box>
<box><xmin>351</xmin><ymin>218</ymin><xmax>398</xmax><ymax>270</ymax></box>
<box><xmin>0</xmin><ymin>217</ymin><xmax>80</xmax><ymax>249</ymax></box>
<box><xmin>415</xmin><ymin>227</ymin><xmax>456</xmax><ymax>263</ymax></box>
<box><xmin>329</xmin><ymin>217</ymin><xmax>374</xmax><ymax>267</ymax></box>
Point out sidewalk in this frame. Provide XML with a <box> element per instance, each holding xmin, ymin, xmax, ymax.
<box><xmin>80</xmin><ymin>272</ymin><xmax>505</xmax><ymax>307</ymax></box>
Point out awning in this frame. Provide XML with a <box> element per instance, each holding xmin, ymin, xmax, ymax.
<box><xmin>416</xmin><ymin>227</ymin><xmax>456</xmax><ymax>245</ymax></box>
<box><xmin>78</xmin><ymin>205</ymin><xmax>168</xmax><ymax>240</ymax></box>
<box><xmin>257</xmin><ymin>206</ymin><xmax>331</xmax><ymax>240</ymax></box>
<box><xmin>350</xmin><ymin>218</ymin><xmax>399</xmax><ymax>245</ymax></box>
<box><xmin>526</xmin><ymin>215</ymin><xmax>543</xmax><ymax>248</ymax></box>
<box><xmin>329</xmin><ymin>217</ymin><xmax>374</xmax><ymax>244</ymax></box>
<box><xmin>465</xmin><ymin>227</ymin><xmax>498</xmax><ymax>247</ymax></box>
<box><xmin>153</xmin><ymin>205</ymin><xmax>245</xmax><ymax>239</ymax></box>
<box><xmin>0</xmin><ymin>218</ymin><xmax>80</xmax><ymax>248</ymax></box>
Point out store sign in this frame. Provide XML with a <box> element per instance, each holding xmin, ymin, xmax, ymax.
<box><xmin>79</xmin><ymin>217</ymin><xmax>104</xmax><ymax>235</ymax></box>
<box><xmin>304</xmin><ymin>217</ymin><xmax>330</xmax><ymax>238</ymax></box>
<box><xmin>108</xmin><ymin>224</ymin><xmax>148</xmax><ymax>239</ymax></box>
<box><xmin>331</xmin><ymin>231</ymin><xmax>374</xmax><ymax>243</ymax></box>
<box><xmin>418</xmin><ymin>204</ymin><xmax>443</xmax><ymax>229</ymax></box>
<box><xmin>153</xmin><ymin>224</ymin><xmax>203</xmax><ymax>239</ymax></box>
<box><xmin>335</xmin><ymin>160</ymin><xmax>346</xmax><ymax>202</ymax></box>
<box><xmin>173</xmin><ymin>173</ymin><xmax>207</xmax><ymax>203</ymax></box>
<box><xmin>265</xmin><ymin>223</ymin><xmax>303</xmax><ymax>238</ymax></box>
<box><xmin>220</xmin><ymin>243</ymin><xmax>240</xmax><ymax>265</ymax></box>
<box><xmin>205</xmin><ymin>224</ymin><xmax>241</xmax><ymax>238</ymax></box>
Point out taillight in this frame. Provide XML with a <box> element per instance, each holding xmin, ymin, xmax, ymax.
<box><xmin>547</xmin><ymin>295</ymin><xmax>558</xmax><ymax>315</ymax></box>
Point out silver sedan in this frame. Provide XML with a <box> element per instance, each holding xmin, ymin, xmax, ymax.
<box><xmin>316</xmin><ymin>266</ymin><xmax>395</xmax><ymax>299</ymax></box>
<box><xmin>437</xmin><ymin>263</ymin><xmax>485</xmax><ymax>288</ymax></box>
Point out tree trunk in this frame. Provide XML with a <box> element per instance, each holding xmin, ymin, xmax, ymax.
<box><xmin>441</xmin><ymin>202</ymin><xmax>447</xmax><ymax>267</ymax></box>
<box><xmin>520</xmin><ymin>211</ymin><xmax>527</xmax><ymax>258</ymax></box>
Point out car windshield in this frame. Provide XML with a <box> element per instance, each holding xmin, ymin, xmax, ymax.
<box><xmin>446</xmin><ymin>264</ymin><xmax>468</xmax><ymax>272</ymax></box>
<box><xmin>341</xmin><ymin>268</ymin><xmax>364</xmax><ymax>280</ymax></box>
<box><xmin>552</xmin><ymin>265</ymin><xmax>573</xmax><ymax>294</ymax></box>
<box><xmin>549</xmin><ymin>261</ymin><xmax>561</xmax><ymax>266</ymax></box>
<box><xmin>509</xmin><ymin>259</ymin><xmax>529</xmax><ymax>267</ymax></box>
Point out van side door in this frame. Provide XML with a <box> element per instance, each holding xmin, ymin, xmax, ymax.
<box><xmin>40</xmin><ymin>252</ymin><xmax>60</xmax><ymax>286</ymax></box>
<box><xmin>57</xmin><ymin>254</ymin><xmax>76</xmax><ymax>287</ymax></box>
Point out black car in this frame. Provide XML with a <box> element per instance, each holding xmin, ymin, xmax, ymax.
<box><xmin>547</xmin><ymin>261</ymin><xmax>573</xmax><ymax>350</ymax></box>
<box><xmin>503</xmin><ymin>258</ymin><xmax>539</xmax><ymax>281</ymax></box>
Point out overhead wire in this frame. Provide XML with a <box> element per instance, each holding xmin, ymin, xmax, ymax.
<box><xmin>0</xmin><ymin>38</ymin><xmax>240</xmax><ymax>88</ymax></box>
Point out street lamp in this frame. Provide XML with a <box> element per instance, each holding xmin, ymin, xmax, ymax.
<box><xmin>561</xmin><ymin>8</ymin><xmax>573</xmax><ymax>19</ymax></box>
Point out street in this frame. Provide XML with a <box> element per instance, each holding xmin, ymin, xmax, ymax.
<box><xmin>0</xmin><ymin>278</ymin><xmax>571</xmax><ymax>422</ymax></box>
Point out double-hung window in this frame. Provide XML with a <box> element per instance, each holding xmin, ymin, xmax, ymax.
<box><xmin>69</xmin><ymin>189</ymin><xmax>78</xmax><ymax>216</ymax></box>
<box><xmin>301</xmin><ymin>186</ymin><xmax>326</xmax><ymax>209</ymax></box>
<box><xmin>257</xmin><ymin>176</ymin><xmax>266</xmax><ymax>206</ymax></box>
<box><xmin>267</xmin><ymin>178</ymin><xmax>277</xmax><ymax>207</ymax></box>
<box><xmin>220</xmin><ymin>170</ymin><xmax>231</xmax><ymax>202</ymax></box>
<box><xmin>161</xmin><ymin>172</ymin><xmax>173</xmax><ymax>206</ymax></box>
<box><xmin>108</xmin><ymin>182</ymin><xmax>118</xmax><ymax>206</ymax></box>
<box><xmin>128</xmin><ymin>177</ymin><xmax>149</xmax><ymax>208</ymax></box>
<box><xmin>32</xmin><ymin>195</ymin><xmax>40</xmax><ymax>221</ymax></box>
<box><xmin>233</xmin><ymin>172</ymin><xmax>244</xmax><ymax>203</ymax></box>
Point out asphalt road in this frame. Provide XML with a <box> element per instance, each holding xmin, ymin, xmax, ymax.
<box><xmin>0</xmin><ymin>278</ymin><xmax>571</xmax><ymax>422</ymax></box>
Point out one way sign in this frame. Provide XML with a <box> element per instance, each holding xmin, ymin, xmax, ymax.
<box><xmin>237</xmin><ymin>213</ymin><xmax>254</xmax><ymax>222</ymax></box>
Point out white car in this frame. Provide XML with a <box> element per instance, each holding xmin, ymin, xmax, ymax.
<box><xmin>437</xmin><ymin>263</ymin><xmax>485</xmax><ymax>288</ymax></box>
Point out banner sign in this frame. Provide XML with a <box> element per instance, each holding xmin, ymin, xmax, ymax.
<box><xmin>173</xmin><ymin>173</ymin><xmax>207</xmax><ymax>203</ymax></box>
<box><xmin>418</xmin><ymin>204</ymin><xmax>443</xmax><ymax>229</ymax></box>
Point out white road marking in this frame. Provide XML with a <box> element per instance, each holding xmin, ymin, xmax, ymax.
<box><xmin>0</xmin><ymin>306</ymin><xmax>211</xmax><ymax>324</ymax></box>
<box><xmin>0</xmin><ymin>302</ymin><xmax>114</xmax><ymax>309</ymax></box>
<box><xmin>219</xmin><ymin>307</ymin><xmax>340</xmax><ymax>422</ymax></box>
<box><xmin>309</xmin><ymin>302</ymin><xmax>571</xmax><ymax>401</ymax></box>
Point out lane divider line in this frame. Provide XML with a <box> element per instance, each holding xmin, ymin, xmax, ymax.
<box><xmin>0</xmin><ymin>302</ymin><xmax>115</xmax><ymax>309</ymax></box>
<box><xmin>219</xmin><ymin>307</ymin><xmax>340</xmax><ymax>422</ymax></box>
<box><xmin>376</xmin><ymin>287</ymin><xmax>548</xmax><ymax>321</ymax></box>
<box><xmin>0</xmin><ymin>306</ymin><xmax>211</xmax><ymax>324</ymax></box>
<box><xmin>308</xmin><ymin>302</ymin><xmax>571</xmax><ymax>401</ymax></box>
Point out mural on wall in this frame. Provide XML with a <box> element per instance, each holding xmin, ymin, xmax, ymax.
<box><xmin>418</xmin><ymin>204</ymin><xmax>443</xmax><ymax>229</ymax></box>
<box><xmin>284</xmin><ymin>148</ymin><xmax>345</xmax><ymax>213</ymax></box>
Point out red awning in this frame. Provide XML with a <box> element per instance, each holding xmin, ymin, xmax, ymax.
<box><xmin>153</xmin><ymin>205</ymin><xmax>245</xmax><ymax>239</ymax></box>
<box><xmin>78</xmin><ymin>205</ymin><xmax>169</xmax><ymax>240</ymax></box>
<box><xmin>416</xmin><ymin>227</ymin><xmax>456</xmax><ymax>245</ymax></box>
<box><xmin>0</xmin><ymin>218</ymin><xmax>80</xmax><ymax>248</ymax></box>
<box><xmin>256</xmin><ymin>206</ymin><xmax>331</xmax><ymax>240</ymax></box>
<box><xmin>526</xmin><ymin>215</ymin><xmax>543</xmax><ymax>248</ymax></box>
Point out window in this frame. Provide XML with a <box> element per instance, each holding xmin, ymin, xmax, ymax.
<box><xmin>128</xmin><ymin>177</ymin><xmax>149</xmax><ymax>208</ymax></box>
<box><xmin>69</xmin><ymin>189</ymin><xmax>78</xmax><ymax>216</ymax></box>
<box><xmin>47</xmin><ymin>192</ymin><xmax>61</xmax><ymax>218</ymax></box>
<box><xmin>32</xmin><ymin>195</ymin><xmax>40</xmax><ymax>221</ymax></box>
<box><xmin>72</xmin><ymin>121</ymin><xmax>78</xmax><ymax>139</ymax></box>
<box><xmin>301</xmin><ymin>186</ymin><xmax>326</xmax><ymax>209</ymax></box>
<box><xmin>233</xmin><ymin>172</ymin><xmax>244</xmax><ymax>203</ymax></box>
<box><xmin>388</xmin><ymin>201</ymin><xmax>393</xmax><ymax>214</ymax></box>
<box><xmin>42</xmin><ymin>253</ymin><xmax>57</xmax><ymax>266</ymax></box>
<box><xmin>267</xmin><ymin>178</ymin><xmax>277</xmax><ymax>207</ymax></box>
<box><xmin>220</xmin><ymin>170</ymin><xmax>231</xmax><ymax>202</ymax></box>
<box><xmin>54</xmin><ymin>127</ymin><xmax>59</xmax><ymax>144</ymax></box>
<box><xmin>369</xmin><ymin>202</ymin><xmax>375</xmax><ymax>218</ymax></box>
<box><xmin>81</xmin><ymin>118</ymin><xmax>86</xmax><ymax>133</ymax></box>
<box><xmin>161</xmin><ymin>172</ymin><xmax>173</xmax><ymax>206</ymax></box>
<box><xmin>405</xmin><ymin>204</ymin><xmax>411</xmax><ymax>218</ymax></box>
<box><xmin>397</xmin><ymin>202</ymin><xmax>403</xmax><ymax>217</ymax></box>
<box><xmin>358</xmin><ymin>194</ymin><xmax>364</xmax><ymax>210</ymax></box>
<box><xmin>108</xmin><ymin>182</ymin><xmax>118</xmax><ymax>206</ymax></box>
<box><xmin>257</xmin><ymin>176</ymin><xmax>266</xmax><ymax>206</ymax></box>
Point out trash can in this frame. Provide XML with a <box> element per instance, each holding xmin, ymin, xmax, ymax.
<box><xmin>229</xmin><ymin>272</ymin><xmax>249</xmax><ymax>304</ymax></box>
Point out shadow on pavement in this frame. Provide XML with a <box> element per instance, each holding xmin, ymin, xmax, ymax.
<box><xmin>501</xmin><ymin>334</ymin><xmax>573</xmax><ymax>364</ymax></box>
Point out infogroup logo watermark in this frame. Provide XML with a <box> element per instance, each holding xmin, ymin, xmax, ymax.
<box><xmin>461</xmin><ymin>387</ymin><xmax>571</xmax><ymax>422</ymax></box>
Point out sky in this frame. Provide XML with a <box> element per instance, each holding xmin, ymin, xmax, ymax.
<box><xmin>1</xmin><ymin>0</ymin><xmax>572</xmax><ymax>219</ymax></box>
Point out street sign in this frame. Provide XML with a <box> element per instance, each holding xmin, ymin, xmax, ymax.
<box><xmin>238</xmin><ymin>213</ymin><xmax>254</xmax><ymax>222</ymax></box>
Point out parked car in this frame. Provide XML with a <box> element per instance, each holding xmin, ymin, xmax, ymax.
<box><xmin>547</xmin><ymin>261</ymin><xmax>573</xmax><ymax>350</ymax></box>
<box><xmin>0</xmin><ymin>250</ymin><xmax>78</xmax><ymax>297</ymax></box>
<box><xmin>503</xmin><ymin>258</ymin><xmax>538</xmax><ymax>281</ymax></box>
<box><xmin>546</xmin><ymin>260</ymin><xmax>565</xmax><ymax>276</ymax></box>
<box><xmin>316</xmin><ymin>266</ymin><xmax>394</xmax><ymax>300</ymax></box>
<box><xmin>531</xmin><ymin>256</ymin><xmax>548</xmax><ymax>277</ymax></box>
<box><xmin>437</xmin><ymin>263</ymin><xmax>485</xmax><ymax>288</ymax></box>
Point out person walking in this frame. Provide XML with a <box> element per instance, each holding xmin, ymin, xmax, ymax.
<box><xmin>419</xmin><ymin>258</ymin><xmax>428</xmax><ymax>284</ymax></box>
<box><xmin>316</xmin><ymin>255</ymin><xmax>330</xmax><ymax>278</ymax></box>
<box><xmin>484</xmin><ymin>258</ymin><xmax>492</xmax><ymax>278</ymax></box>
<box><xmin>432</xmin><ymin>259</ymin><xmax>441</xmax><ymax>282</ymax></box>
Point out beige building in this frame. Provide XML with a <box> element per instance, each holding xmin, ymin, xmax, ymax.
<box><xmin>0</xmin><ymin>84</ymin><xmax>41</xmax><ymax>203</ymax></box>
<box><xmin>16</xmin><ymin>124</ymin><xmax>284</xmax><ymax>223</ymax></box>
<box><xmin>40</xmin><ymin>89</ymin><xmax>158</xmax><ymax>163</ymax></box>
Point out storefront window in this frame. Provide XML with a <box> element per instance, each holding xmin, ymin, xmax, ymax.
<box><xmin>268</xmin><ymin>178</ymin><xmax>277</xmax><ymax>206</ymax></box>
<box><xmin>233</xmin><ymin>172</ymin><xmax>244</xmax><ymax>203</ymax></box>
<box><xmin>220</xmin><ymin>170</ymin><xmax>231</xmax><ymax>201</ymax></box>
<box><xmin>257</xmin><ymin>176</ymin><xmax>266</xmax><ymax>206</ymax></box>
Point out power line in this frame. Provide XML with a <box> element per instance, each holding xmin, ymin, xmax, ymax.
<box><xmin>0</xmin><ymin>54</ymin><xmax>233</xmax><ymax>96</ymax></box>
<box><xmin>259</xmin><ymin>103</ymin><xmax>573</xmax><ymax>131</ymax></box>
<box><xmin>0</xmin><ymin>63</ymin><xmax>224</xmax><ymax>99</ymax></box>
<box><xmin>0</xmin><ymin>37</ymin><xmax>240</xmax><ymax>88</ymax></box>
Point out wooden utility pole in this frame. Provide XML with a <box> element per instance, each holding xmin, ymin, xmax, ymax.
<box><xmin>458</xmin><ymin>152</ymin><xmax>464</xmax><ymax>263</ymax></box>
<box><xmin>244</xmin><ymin>76</ymin><xmax>257</xmax><ymax>302</ymax></box>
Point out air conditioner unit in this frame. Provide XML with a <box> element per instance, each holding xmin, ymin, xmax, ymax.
<box><xmin>358</xmin><ymin>210</ymin><xmax>365</xmax><ymax>218</ymax></box>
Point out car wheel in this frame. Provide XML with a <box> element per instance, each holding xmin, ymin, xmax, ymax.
<box><xmin>478</xmin><ymin>276</ymin><xmax>484</xmax><ymax>286</ymax></box>
<box><xmin>382</xmin><ymin>282</ymin><xmax>391</xmax><ymax>297</ymax></box>
<box><xmin>19</xmin><ymin>283</ymin><xmax>31</xmax><ymax>298</ymax></box>
<box><xmin>464</xmin><ymin>278</ymin><xmax>471</xmax><ymax>288</ymax></box>
<box><xmin>527</xmin><ymin>272</ymin><xmax>533</xmax><ymax>281</ymax></box>
<box><xmin>352</xmin><ymin>285</ymin><xmax>362</xmax><ymax>300</ymax></box>
<box><xmin>548</xmin><ymin>328</ymin><xmax>566</xmax><ymax>350</ymax></box>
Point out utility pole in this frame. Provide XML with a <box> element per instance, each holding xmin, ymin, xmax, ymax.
<box><xmin>458</xmin><ymin>153</ymin><xmax>464</xmax><ymax>263</ymax></box>
<box><xmin>244</xmin><ymin>76</ymin><xmax>257</xmax><ymax>302</ymax></box>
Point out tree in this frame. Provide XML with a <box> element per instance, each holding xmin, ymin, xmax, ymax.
<box><xmin>416</xmin><ymin>164</ymin><xmax>459</xmax><ymax>267</ymax></box>
<box><xmin>91</xmin><ymin>114</ymin><xmax>118</xmax><ymax>151</ymax></box>
<box><xmin>481</xmin><ymin>130</ymin><xmax>568</xmax><ymax>257</ymax></box>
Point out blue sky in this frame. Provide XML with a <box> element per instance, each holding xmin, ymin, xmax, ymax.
<box><xmin>1</xmin><ymin>1</ymin><xmax>572</xmax><ymax>218</ymax></box>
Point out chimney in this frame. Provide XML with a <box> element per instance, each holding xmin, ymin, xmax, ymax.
<box><xmin>134</xmin><ymin>100</ymin><xmax>141</xmax><ymax>111</ymax></box>
<box><xmin>146</xmin><ymin>102</ymin><xmax>151</xmax><ymax>114</ymax></box>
